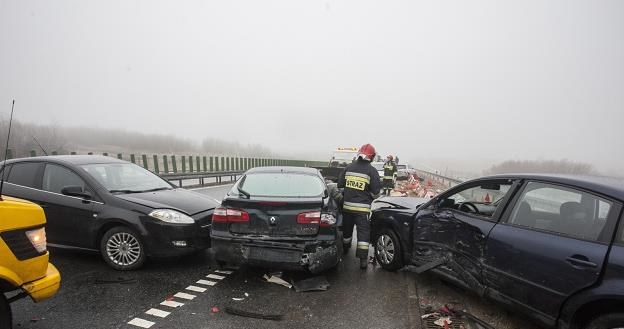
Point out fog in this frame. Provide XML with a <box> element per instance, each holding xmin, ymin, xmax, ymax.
<box><xmin>1</xmin><ymin>0</ymin><xmax>623</xmax><ymax>176</ymax></box>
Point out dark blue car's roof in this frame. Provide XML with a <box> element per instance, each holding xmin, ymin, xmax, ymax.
<box><xmin>478</xmin><ymin>173</ymin><xmax>624</xmax><ymax>201</ymax></box>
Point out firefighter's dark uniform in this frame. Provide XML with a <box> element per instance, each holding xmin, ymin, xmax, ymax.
<box><xmin>337</xmin><ymin>158</ymin><xmax>381</xmax><ymax>260</ymax></box>
<box><xmin>382</xmin><ymin>160</ymin><xmax>397</xmax><ymax>196</ymax></box>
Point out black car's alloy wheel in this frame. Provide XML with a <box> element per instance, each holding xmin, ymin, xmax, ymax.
<box><xmin>0</xmin><ymin>293</ymin><xmax>12</xmax><ymax>329</ymax></box>
<box><xmin>100</xmin><ymin>226</ymin><xmax>146</xmax><ymax>271</ymax></box>
<box><xmin>374</xmin><ymin>228</ymin><xmax>403</xmax><ymax>271</ymax></box>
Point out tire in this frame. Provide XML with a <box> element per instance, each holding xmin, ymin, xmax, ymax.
<box><xmin>586</xmin><ymin>313</ymin><xmax>624</xmax><ymax>329</ymax></box>
<box><xmin>100</xmin><ymin>226</ymin><xmax>146</xmax><ymax>271</ymax></box>
<box><xmin>374</xmin><ymin>228</ymin><xmax>403</xmax><ymax>271</ymax></box>
<box><xmin>0</xmin><ymin>293</ymin><xmax>11</xmax><ymax>329</ymax></box>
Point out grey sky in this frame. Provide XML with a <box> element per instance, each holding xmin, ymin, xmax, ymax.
<box><xmin>1</xmin><ymin>0</ymin><xmax>623</xmax><ymax>175</ymax></box>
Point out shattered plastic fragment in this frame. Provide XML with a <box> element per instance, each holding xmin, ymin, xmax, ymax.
<box><xmin>263</xmin><ymin>274</ymin><xmax>292</xmax><ymax>288</ymax></box>
<box><xmin>434</xmin><ymin>317</ymin><xmax>452</xmax><ymax>327</ymax></box>
<box><xmin>292</xmin><ymin>276</ymin><xmax>330</xmax><ymax>292</ymax></box>
<box><xmin>232</xmin><ymin>298</ymin><xmax>245</xmax><ymax>301</ymax></box>
<box><xmin>211</xmin><ymin>307</ymin><xmax>220</xmax><ymax>313</ymax></box>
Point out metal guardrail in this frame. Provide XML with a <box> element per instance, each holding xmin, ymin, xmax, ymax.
<box><xmin>414</xmin><ymin>169</ymin><xmax>464</xmax><ymax>188</ymax></box>
<box><xmin>160</xmin><ymin>171</ymin><xmax>244</xmax><ymax>188</ymax></box>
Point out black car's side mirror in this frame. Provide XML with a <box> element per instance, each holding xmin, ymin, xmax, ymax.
<box><xmin>323</xmin><ymin>189</ymin><xmax>329</xmax><ymax>198</ymax></box>
<box><xmin>61</xmin><ymin>186</ymin><xmax>92</xmax><ymax>199</ymax></box>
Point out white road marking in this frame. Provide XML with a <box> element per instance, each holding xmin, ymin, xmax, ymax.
<box><xmin>146</xmin><ymin>308</ymin><xmax>170</xmax><ymax>318</ymax></box>
<box><xmin>214</xmin><ymin>270</ymin><xmax>233</xmax><ymax>275</ymax></box>
<box><xmin>207</xmin><ymin>274</ymin><xmax>225</xmax><ymax>280</ymax></box>
<box><xmin>128</xmin><ymin>318</ymin><xmax>155</xmax><ymax>328</ymax></box>
<box><xmin>186</xmin><ymin>285</ymin><xmax>207</xmax><ymax>293</ymax></box>
<box><xmin>160</xmin><ymin>300</ymin><xmax>184</xmax><ymax>308</ymax></box>
<box><xmin>174</xmin><ymin>292</ymin><xmax>196</xmax><ymax>300</ymax></box>
<box><xmin>196</xmin><ymin>279</ymin><xmax>217</xmax><ymax>286</ymax></box>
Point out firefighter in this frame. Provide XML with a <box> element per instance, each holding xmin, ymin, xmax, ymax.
<box><xmin>382</xmin><ymin>155</ymin><xmax>398</xmax><ymax>196</ymax></box>
<box><xmin>337</xmin><ymin>143</ymin><xmax>381</xmax><ymax>269</ymax></box>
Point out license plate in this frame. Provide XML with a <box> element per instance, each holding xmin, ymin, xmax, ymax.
<box><xmin>248</xmin><ymin>247</ymin><xmax>301</xmax><ymax>263</ymax></box>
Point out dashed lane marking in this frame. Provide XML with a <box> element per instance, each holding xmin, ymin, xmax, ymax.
<box><xmin>145</xmin><ymin>308</ymin><xmax>170</xmax><ymax>318</ymax></box>
<box><xmin>196</xmin><ymin>279</ymin><xmax>218</xmax><ymax>286</ymax></box>
<box><xmin>207</xmin><ymin>274</ymin><xmax>225</xmax><ymax>280</ymax></box>
<box><xmin>186</xmin><ymin>285</ymin><xmax>207</xmax><ymax>293</ymax></box>
<box><xmin>174</xmin><ymin>292</ymin><xmax>197</xmax><ymax>300</ymax></box>
<box><xmin>214</xmin><ymin>270</ymin><xmax>233</xmax><ymax>275</ymax></box>
<box><xmin>160</xmin><ymin>300</ymin><xmax>185</xmax><ymax>308</ymax></box>
<box><xmin>128</xmin><ymin>318</ymin><xmax>155</xmax><ymax>328</ymax></box>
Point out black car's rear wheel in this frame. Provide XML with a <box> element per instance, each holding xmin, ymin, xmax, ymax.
<box><xmin>0</xmin><ymin>293</ymin><xmax>12</xmax><ymax>329</ymax></box>
<box><xmin>100</xmin><ymin>226</ymin><xmax>146</xmax><ymax>271</ymax></box>
<box><xmin>586</xmin><ymin>313</ymin><xmax>624</xmax><ymax>329</ymax></box>
<box><xmin>374</xmin><ymin>228</ymin><xmax>403</xmax><ymax>271</ymax></box>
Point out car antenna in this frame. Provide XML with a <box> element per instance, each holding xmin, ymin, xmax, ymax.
<box><xmin>0</xmin><ymin>100</ymin><xmax>16</xmax><ymax>201</ymax></box>
<box><xmin>32</xmin><ymin>136</ymin><xmax>48</xmax><ymax>156</ymax></box>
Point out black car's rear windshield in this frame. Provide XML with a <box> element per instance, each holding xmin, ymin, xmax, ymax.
<box><xmin>232</xmin><ymin>172</ymin><xmax>325</xmax><ymax>198</ymax></box>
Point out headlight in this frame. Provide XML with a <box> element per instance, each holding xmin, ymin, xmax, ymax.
<box><xmin>149</xmin><ymin>209</ymin><xmax>194</xmax><ymax>224</ymax></box>
<box><xmin>26</xmin><ymin>227</ymin><xmax>47</xmax><ymax>253</ymax></box>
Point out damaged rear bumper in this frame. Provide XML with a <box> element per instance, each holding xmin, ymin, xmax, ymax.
<box><xmin>211</xmin><ymin>236</ymin><xmax>339</xmax><ymax>274</ymax></box>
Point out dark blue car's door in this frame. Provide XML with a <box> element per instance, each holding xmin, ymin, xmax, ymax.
<box><xmin>484</xmin><ymin>180</ymin><xmax>621</xmax><ymax>326</ymax></box>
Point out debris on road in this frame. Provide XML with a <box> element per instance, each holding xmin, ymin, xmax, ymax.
<box><xmin>434</xmin><ymin>317</ymin><xmax>452</xmax><ymax>327</ymax></box>
<box><xmin>93</xmin><ymin>277</ymin><xmax>136</xmax><ymax>285</ymax></box>
<box><xmin>211</xmin><ymin>306</ymin><xmax>220</xmax><ymax>313</ymax></box>
<box><xmin>232</xmin><ymin>298</ymin><xmax>245</xmax><ymax>301</ymax></box>
<box><xmin>224</xmin><ymin>306</ymin><xmax>283</xmax><ymax>321</ymax></box>
<box><xmin>292</xmin><ymin>276</ymin><xmax>330</xmax><ymax>292</ymax></box>
<box><xmin>263</xmin><ymin>274</ymin><xmax>293</xmax><ymax>289</ymax></box>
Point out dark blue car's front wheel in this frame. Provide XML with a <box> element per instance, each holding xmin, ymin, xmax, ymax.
<box><xmin>586</xmin><ymin>313</ymin><xmax>624</xmax><ymax>329</ymax></box>
<box><xmin>374</xmin><ymin>228</ymin><xmax>403</xmax><ymax>271</ymax></box>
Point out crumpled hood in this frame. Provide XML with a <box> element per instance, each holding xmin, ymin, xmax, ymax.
<box><xmin>115</xmin><ymin>188</ymin><xmax>219</xmax><ymax>215</ymax></box>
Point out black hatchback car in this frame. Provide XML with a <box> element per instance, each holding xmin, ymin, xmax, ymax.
<box><xmin>0</xmin><ymin>155</ymin><xmax>219</xmax><ymax>270</ymax></box>
<box><xmin>370</xmin><ymin>174</ymin><xmax>624</xmax><ymax>329</ymax></box>
<box><xmin>211</xmin><ymin>166</ymin><xmax>341</xmax><ymax>273</ymax></box>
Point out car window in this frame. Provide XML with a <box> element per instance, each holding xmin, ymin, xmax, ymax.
<box><xmin>0</xmin><ymin>164</ymin><xmax>11</xmax><ymax>181</ymax></box>
<box><xmin>43</xmin><ymin>164</ymin><xmax>86</xmax><ymax>194</ymax></box>
<box><xmin>81</xmin><ymin>163</ymin><xmax>171</xmax><ymax>192</ymax></box>
<box><xmin>7</xmin><ymin>162</ymin><xmax>41</xmax><ymax>188</ymax></box>
<box><xmin>508</xmin><ymin>181</ymin><xmax>612</xmax><ymax>241</ymax></box>
<box><xmin>439</xmin><ymin>181</ymin><xmax>513</xmax><ymax>219</ymax></box>
<box><xmin>232</xmin><ymin>173</ymin><xmax>325</xmax><ymax>198</ymax></box>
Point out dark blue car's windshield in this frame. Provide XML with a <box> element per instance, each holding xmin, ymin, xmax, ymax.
<box><xmin>81</xmin><ymin>163</ymin><xmax>172</xmax><ymax>193</ymax></box>
<box><xmin>232</xmin><ymin>172</ymin><xmax>324</xmax><ymax>198</ymax></box>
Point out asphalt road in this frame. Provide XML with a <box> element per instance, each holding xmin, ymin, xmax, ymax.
<box><xmin>10</xmin><ymin>185</ymin><xmax>419</xmax><ymax>329</ymax></box>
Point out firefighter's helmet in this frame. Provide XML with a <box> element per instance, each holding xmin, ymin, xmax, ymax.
<box><xmin>357</xmin><ymin>144</ymin><xmax>376</xmax><ymax>162</ymax></box>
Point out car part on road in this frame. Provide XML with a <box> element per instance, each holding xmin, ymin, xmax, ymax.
<box><xmin>374</xmin><ymin>228</ymin><xmax>404</xmax><ymax>271</ymax></box>
<box><xmin>404</xmin><ymin>256</ymin><xmax>449</xmax><ymax>274</ymax></box>
<box><xmin>292</xmin><ymin>276</ymin><xmax>330</xmax><ymax>292</ymax></box>
<box><xmin>100</xmin><ymin>226</ymin><xmax>146</xmax><ymax>271</ymax></box>
<box><xmin>224</xmin><ymin>306</ymin><xmax>284</xmax><ymax>321</ymax></box>
<box><xmin>263</xmin><ymin>274</ymin><xmax>292</xmax><ymax>289</ymax></box>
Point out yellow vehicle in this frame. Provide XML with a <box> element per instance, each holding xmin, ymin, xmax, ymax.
<box><xmin>0</xmin><ymin>195</ymin><xmax>61</xmax><ymax>328</ymax></box>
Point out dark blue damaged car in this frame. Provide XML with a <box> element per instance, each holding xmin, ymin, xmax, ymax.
<box><xmin>370</xmin><ymin>174</ymin><xmax>624</xmax><ymax>329</ymax></box>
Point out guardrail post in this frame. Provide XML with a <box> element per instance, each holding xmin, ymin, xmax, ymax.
<box><xmin>51</xmin><ymin>151</ymin><xmax>58</xmax><ymax>155</ymax></box>
<box><xmin>117</xmin><ymin>153</ymin><xmax>123</xmax><ymax>160</ymax></box>
<box><xmin>181</xmin><ymin>156</ymin><xmax>187</xmax><ymax>173</ymax></box>
<box><xmin>88</xmin><ymin>152</ymin><xmax>93</xmax><ymax>155</ymax></box>
<box><xmin>30</xmin><ymin>150</ymin><xmax>37</xmax><ymax>157</ymax></box>
<box><xmin>224</xmin><ymin>157</ymin><xmax>229</xmax><ymax>171</ymax></box>
<box><xmin>130</xmin><ymin>154</ymin><xmax>136</xmax><ymax>163</ymax></box>
<box><xmin>196</xmin><ymin>156</ymin><xmax>201</xmax><ymax>173</ymax></box>
<box><xmin>230</xmin><ymin>157</ymin><xmax>234</xmax><ymax>171</ymax></box>
<box><xmin>70</xmin><ymin>151</ymin><xmax>76</xmax><ymax>155</ymax></box>
<box><xmin>220</xmin><ymin>157</ymin><xmax>224</xmax><ymax>171</ymax></box>
<box><xmin>203</xmin><ymin>156</ymin><xmax>207</xmax><ymax>172</ymax></box>
<box><xmin>163</xmin><ymin>155</ymin><xmax>169</xmax><ymax>173</ymax></box>
<box><xmin>6</xmin><ymin>149</ymin><xmax>13</xmax><ymax>159</ymax></box>
<box><xmin>103</xmin><ymin>152</ymin><xmax>108</xmax><ymax>156</ymax></box>
<box><xmin>171</xmin><ymin>155</ymin><xmax>178</xmax><ymax>173</ymax></box>
<box><xmin>153</xmin><ymin>155</ymin><xmax>160</xmax><ymax>173</ymax></box>
<box><xmin>141</xmin><ymin>155</ymin><xmax>149</xmax><ymax>170</ymax></box>
<box><xmin>189</xmin><ymin>156</ymin><xmax>194</xmax><ymax>172</ymax></box>
<box><xmin>209</xmin><ymin>156</ymin><xmax>214</xmax><ymax>172</ymax></box>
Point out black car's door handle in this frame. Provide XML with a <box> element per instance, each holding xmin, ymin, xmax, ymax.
<box><xmin>436</xmin><ymin>211</ymin><xmax>454</xmax><ymax>220</ymax></box>
<box><xmin>566</xmin><ymin>255</ymin><xmax>597</xmax><ymax>268</ymax></box>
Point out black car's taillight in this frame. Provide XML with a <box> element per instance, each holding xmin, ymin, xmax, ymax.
<box><xmin>212</xmin><ymin>207</ymin><xmax>249</xmax><ymax>223</ymax></box>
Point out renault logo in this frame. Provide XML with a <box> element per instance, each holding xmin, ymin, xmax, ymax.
<box><xmin>269</xmin><ymin>216</ymin><xmax>277</xmax><ymax>225</ymax></box>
